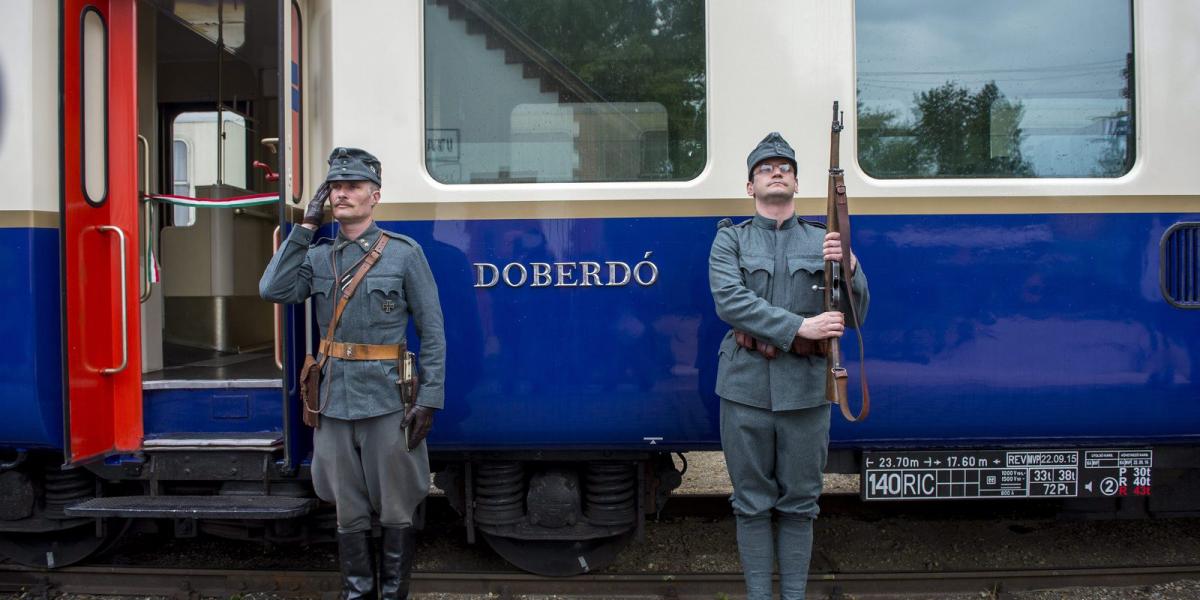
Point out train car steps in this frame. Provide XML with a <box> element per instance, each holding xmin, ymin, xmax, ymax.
<box><xmin>141</xmin><ymin>432</ymin><xmax>283</xmax><ymax>452</ymax></box>
<box><xmin>64</xmin><ymin>495</ymin><xmax>316</xmax><ymax>520</ymax></box>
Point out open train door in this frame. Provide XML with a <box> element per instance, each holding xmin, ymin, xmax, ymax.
<box><xmin>61</xmin><ymin>0</ymin><xmax>143</xmax><ymax>463</ymax></box>
<box><xmin>280</xmin><ymin>0</ymin><xmax>313</xmax><ymax>471</ymax></box>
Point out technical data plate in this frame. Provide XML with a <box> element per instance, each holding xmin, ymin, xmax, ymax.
<box><xmin>861</xmin><ymin>449</ymin><xmax>1153</xmax><ymax>501</ymax></box>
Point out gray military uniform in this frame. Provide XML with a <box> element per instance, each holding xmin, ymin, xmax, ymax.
<box><xmin>709</xmin><ymin>212</ymin><xmax>869</xmax><ymax>599</ymax></box>
<box><xmin>711</xmin><ymin>213</ymin><xmax>868</xmax><ymax>412</ymax></box>
<box><xmin>260</xmin><ymin>222</ymin><xmax>446</xmax><ymax>532</ymax></box>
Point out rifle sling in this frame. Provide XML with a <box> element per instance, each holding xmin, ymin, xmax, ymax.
<box><xmin>832</xmin><ymin>175</ymin><xmax>870</xmax><ymax>422</ymax></box>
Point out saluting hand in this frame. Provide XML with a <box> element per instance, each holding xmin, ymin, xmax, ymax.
<box><xmin>798</xmin><ymin>311</ymin><xmax>845</xmax><ymax>340</ymax></box>
<box><xmin>301</xmin><ymin>183</ymin><xmax>331</xmax><ymax>229</ymax></box>
<box><xmin>402</xmin><ymin>405</ymin><xmax>435</xmax><ymax>450</ymax></box>
<box><xmin>822</xmin><ymin>232</ymin><xmax>858</xmax><ymax>274</ymax></box>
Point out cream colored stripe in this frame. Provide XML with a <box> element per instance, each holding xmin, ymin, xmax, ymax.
<box><xmin>370</xmin><ymin>195</ymin><xmax>1200</xmax><ymax>221</ymax></box>
<box><xmin>0</xmin><ymin>207</ymin><xmax>304</xmax><ymax>228</ymax></box>
<box><xmin>0</xmin><ymin>211</ymin><xmax>60</xmax><ymax>228</ymax></box>
<box><xmin>371</xmin><ymin>198</ymin><xmax>754</xmax><ymax>221</ymax></box>
<box><xmin>5</xmin><ymin>196</ymin><xmax>1197</xmax><ymax>228</ymax></box>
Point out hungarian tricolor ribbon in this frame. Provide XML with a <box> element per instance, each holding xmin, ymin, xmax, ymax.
<box><xmin>144</xmin><ymin>192</ymin><xmax>279</xmax><ymax>208</ymax></box>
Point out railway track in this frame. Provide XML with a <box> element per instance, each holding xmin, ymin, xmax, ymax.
<box><xmin>2</xmin><ymin>563</ymin><xmax>1198</xmax><ymax>599</ymax></box>
<box><xmin>663</xmin><ymin>492</ymin><xmax>1068</xmax><ymax>519</ymax></box>
<box><xmin>2</xmin><ymin>496</ymin><xmax>1195</xmax><ymax>597</ymax></box>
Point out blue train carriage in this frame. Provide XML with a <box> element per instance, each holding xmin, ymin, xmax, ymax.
<box><xmin>0</xmin><ymin>0</ymin><xmax>1196</xmax><ymax>574</ymax></box>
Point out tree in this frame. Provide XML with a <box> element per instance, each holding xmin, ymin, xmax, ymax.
<box><xmin>857</xmin><ymin>97</ymin><xmax>922</xmax><ymax>178</ymax></box>
<box><xmin>1092</xmin><ymin>52</ymin><xmax>1135</xmax><ymax>177</ymax></box>
<box><xmin>858</xmin><ymin>81</ymin><xmax>1033</xmax><ymax>178</ymax></box>
<box><xmin>911</xmin><ymin>81</ymin><xmax>1032</xmax><ymax>177</ymax></box>
<box><xmin>482</xmin><ymin>0</ymin><xmax>706</xmax><ymax>179</ymax></box>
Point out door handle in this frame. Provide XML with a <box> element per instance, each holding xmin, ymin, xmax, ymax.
<box><xmin>97</xmin><ymin>225</ymin><xmax>129</xmax><ymax>375</ymax></box>
<box><xmin>273</xmin><ymin>225</ymin><xmax>284</xmax><ymax>370</ymax></box>
<box><xmin>137</xmin><ymin>134</ymin><xmax>153</xmax><ymax>303</ymax></box>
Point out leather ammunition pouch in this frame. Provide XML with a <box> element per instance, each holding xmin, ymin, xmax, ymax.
<box><xmin>734</xmin><ymin>330</ymin><xmax>829</xmax><ymax>359</ymax></box>
<box><xmin>790</xmin><ymin>336</ymin><xmax>829</xmax><ymax>358</ymax></box>
<box><xmin>300</xmin><ymin>354</ymin><xmax>321</xmax><ymax>428</ymax></box>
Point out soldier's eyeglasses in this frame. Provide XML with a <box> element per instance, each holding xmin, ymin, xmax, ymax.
<box><xmin>756</xmin><ymin>162</ymin><xmax>793</xmax><ymax>175</ymax></box>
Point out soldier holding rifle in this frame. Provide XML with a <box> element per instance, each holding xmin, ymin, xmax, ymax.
<box><xmin>708</xmin><ymin>129</ymin><xmax>869</xmax><ymax>599</ymax></box>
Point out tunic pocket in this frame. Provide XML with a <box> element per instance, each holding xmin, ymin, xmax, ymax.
<box><xmin>366</xmin><ymin>276</ymin><xmax>406</xmax><ymax>326</ymax></box>
<box><xmin>787</xmin><ymin>255</ymin><xmax>825</xmax><ymax>316</ymax></box>
<box><xmin>739</xmin><ymin>254</ymin><xmax>773</xmax><ymax>298</ymax></box>
<box><xmin>310</xmin><ymin>276</ymin><xmax>335</xmax><ymax>334</ymax></box>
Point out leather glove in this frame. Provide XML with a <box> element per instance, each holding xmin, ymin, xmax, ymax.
<box><xmin>302</xmin><ymin>183</ymin><xmax>330</xmax><ymax>228</ymax></box>
<box><xmin>402</xmin><ymin>405</ymin><xmax>435</xmax><ymax>450</ymax></box>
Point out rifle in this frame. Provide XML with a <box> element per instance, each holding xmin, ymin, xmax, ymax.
<box><xmin>823</xmin><ymin>100</ymin><xmax>870</xmax><ymax>422</ymax></box>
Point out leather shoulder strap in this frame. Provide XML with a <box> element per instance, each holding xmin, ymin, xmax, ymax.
<box><xmin>317</xmin><ymin>234</ymin><xmax>390</xmax><ymax>370</ymax></box>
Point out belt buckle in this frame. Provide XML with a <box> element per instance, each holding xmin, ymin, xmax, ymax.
<box><xmin>344</xmin><ymin>343</ymin><xmax>355</xmax><ymax>358</ymax></box>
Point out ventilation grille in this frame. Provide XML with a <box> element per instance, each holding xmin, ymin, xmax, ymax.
<box><xmin>1161</xmin><ymin>223</ymin><xmax>1200</xmax><ymax>308</ymax></box>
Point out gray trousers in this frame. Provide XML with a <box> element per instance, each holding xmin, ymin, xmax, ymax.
<box><xmin>721</xmin><ymin>399</ymin><xmax>830</xmax><ymax>600</ymax></box>
<box><xmin>312</xmin><ymin>411</ymin><xmax>430</xmax><ymax>533</ymax></box>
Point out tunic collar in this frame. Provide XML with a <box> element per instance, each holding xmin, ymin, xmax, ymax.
<box><xmin>752</xmin><ymin>212</ymin><xmax>798</xmax><ymax>230</ymax></box>
<box><xmin>335</xmin><ymin>221</ymin><xmax>381</xmax><ymax>252</ymax></box>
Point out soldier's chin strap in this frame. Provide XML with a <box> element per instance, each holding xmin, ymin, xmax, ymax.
<box><xmin>830</xmin><ymin>177</ymin><xmax>869</xmax><ymax>422</ymax></box>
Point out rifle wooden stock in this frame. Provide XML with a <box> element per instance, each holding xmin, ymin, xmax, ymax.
<box><xmin>824</xmin><ymin>101</ymin><xmax>870</xmax><ymax>422</ymax></box>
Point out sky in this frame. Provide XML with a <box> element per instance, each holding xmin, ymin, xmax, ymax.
<box><xmin>855</xmin><ymin>0</ymin><xmax>1133</xmax><ymax>176</ymax></box>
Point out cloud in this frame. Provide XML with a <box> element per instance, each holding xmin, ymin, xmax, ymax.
<box><xmin>884</xmin><ymin>224</ymin><xmax>1053</xmax><ymax>249</ymax></box>
<box><xmin>856</xmin><ymin>0</ymin><xmax>1131</xmax><ymax>103</ymax></box>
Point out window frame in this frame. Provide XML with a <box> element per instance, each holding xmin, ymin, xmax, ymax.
<box><xmin>419</xmin><ymin>0</ymin><xmax>710</xmax><ymax>186</ymax></box>
<box><xmin>851</xmin><ymin>0</ymin><xmax>1137</xmax><ymax>181</ymax></box>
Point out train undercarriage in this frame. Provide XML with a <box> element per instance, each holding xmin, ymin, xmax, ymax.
<box><xmin>6</xmin><ymin>445</ymin><xmax>1200</xmax><ymax>574</ymax></box>
<box><xmin>0</xmin><ymin>447</ymin><xmax>684</xmax><ymax>575</ymax></box>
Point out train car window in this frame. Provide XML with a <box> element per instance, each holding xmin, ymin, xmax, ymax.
<box><xmin>855</xmin><ymin>0</ymin><xmax>1134</xmax><ymax>179</ymax></box>
<box><xmin>172</xmin><ymin>140</ymin><xmax>191</xmax><ymax>196</ymax></box>
<box><xmin>171</xmin><ymin>111</ymin><xmax>248</xmax><ymax>191</ymax></box>
<box><xmin>82</xmin><ymin>8</ymin><xmax>108</xmax><ymax>205</ymax></box>
<box><xmin>424</xmin><ymin>0</ymin><xmax>706</xmax><ymax>184</ymax></box>
<box><xmin>171</xmin><ymin>139</ymin><xmax>194</xmax><ymax>227</ymax></box>
<box><xmin>170</xmin><ymin>111</ymin><xmax>247</xmax><ymax>227</ymax></box>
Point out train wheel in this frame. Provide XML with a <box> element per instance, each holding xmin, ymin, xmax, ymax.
<box><xmin>480</xmin><ymin>530</ymin><xmax>634</xmax><ymax>576</ymax></box>
<box><xmin>0</xmin><ymin>518</ymin><xmax>130</xmax><ymax>568</ymax></box>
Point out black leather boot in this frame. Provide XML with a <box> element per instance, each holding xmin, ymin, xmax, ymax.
<box><xmin>379</xmin><ymin>526</ymin><xmax>417</xmax><ymax>600</ymax></box>
<box><xmin>337</xmin><ymin>530</ymin><xmax>377</xmax><ymax>600</ymax></box>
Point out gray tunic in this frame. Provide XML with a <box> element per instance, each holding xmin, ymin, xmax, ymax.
<box><xmin>259</xmin><ymin>222</ymin><xmax>447</xmax><ymax>417</ymax></box>
<box><xmin>708</xmin><ymin>213</ymin><xmax>869</xmax><ymax>411</ymax></box>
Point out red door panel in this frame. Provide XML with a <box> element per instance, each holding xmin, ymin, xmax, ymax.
<box><xmin>62</xmin><ymin>0</ymin><xmax>142</xmax><ymax>463</ymax></box>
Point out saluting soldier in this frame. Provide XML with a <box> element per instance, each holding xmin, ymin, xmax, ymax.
<box><xmin>709</xmin><ymin>133</ymin><xmax>869</xmax><ymax>599</ymax></box>
<box><xmin>260</xmin><ymin>147</ymin><xmax>446</xmax><ymax>600</ymax></box>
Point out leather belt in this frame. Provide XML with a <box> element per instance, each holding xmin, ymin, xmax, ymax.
<box><xmin>320</xmin><ymin>340</ymin><xmax>402</xmax><ymax>360</ymax></box>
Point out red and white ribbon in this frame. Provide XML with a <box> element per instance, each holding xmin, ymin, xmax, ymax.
<box><xmin>144</xmin><ymin>192</ymin><xmax>279</xmax><ymax>208</ymax></box>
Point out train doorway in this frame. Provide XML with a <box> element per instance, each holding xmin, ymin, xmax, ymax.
<box><xmin>135</xmin><ymin>0</ymin><xmax>289</xmax><ymax>458</ymax></box>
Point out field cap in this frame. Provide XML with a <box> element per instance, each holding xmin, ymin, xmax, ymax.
<box><xmin>325</xmin><ymin>147</ymin><xmax>382</xmax><ymax>186</ymax></box>
<box><xmin>746</xmin><ymin>132</ymin><xmax>796</xmax><ymax>180</ymax></box>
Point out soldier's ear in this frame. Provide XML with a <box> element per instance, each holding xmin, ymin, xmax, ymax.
<box><xmin>746</xmin><ymin>181</ymin><xmax>754</xmax><ymax>198</ymax></box>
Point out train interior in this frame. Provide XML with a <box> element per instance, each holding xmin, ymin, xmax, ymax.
<box><xmin>136</xmin><ymin>0</ymin><xmax>286</xmax><ymax>449</ymax></box>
